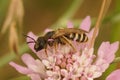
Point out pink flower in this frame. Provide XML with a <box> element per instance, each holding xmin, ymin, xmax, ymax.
<box><xmin>9</xmin><ymin>16</ymin><xmax>119</xmax><ymax>80</ymax></box>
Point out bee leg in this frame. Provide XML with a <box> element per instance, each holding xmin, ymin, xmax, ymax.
<box><xmin>61</xmin><ymin>36</ymin><xmax>76</xmax><ymax>52</ymax></box>
<box><xmin>44</xmin><ymin>45</ymin><xmax>48</xmax><ymax>56</ymax></box>
<box><xmin>45</xmin><ymin>49</ymin><xmax>48</xmax><ymax>56</ymax></box>
<box><xmin>55</xmin><ymin>42</ymin><xmax>58</xmax><ymax>52</ymax></box>
<box><xmin>53</xmin><ymin>40</ymin><xmax>58</xmax><ymax>52</ymax></box>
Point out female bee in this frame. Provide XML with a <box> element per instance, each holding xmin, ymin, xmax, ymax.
<box><xmin>25</xmin><ymin>28</ymin><xmax>88</xmax><ymax>52</ymax></box>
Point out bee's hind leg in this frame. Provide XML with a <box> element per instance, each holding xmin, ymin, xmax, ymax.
<box><xmin>61</xmin><ymin>36</ymin><xmax>76</xmax><ymax>52</ymax></box>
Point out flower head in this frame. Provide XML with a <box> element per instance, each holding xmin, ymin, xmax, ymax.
<box><xmin>9</xmin><ymin>16</ymin><xmax>119</xmax><ymax>80</ymax></box>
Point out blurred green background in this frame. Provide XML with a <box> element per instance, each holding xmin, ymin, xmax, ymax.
<box><xmin>0</xmin><ymin>0</ymin><xmax>120</xmax><ymax>80</ymax></box>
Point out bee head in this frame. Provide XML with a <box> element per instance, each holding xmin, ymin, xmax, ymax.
<box><xmin>34</xmin><ymin>37</ymin><xmax>47</xmax><ymax>52</ymax></box>
<box><xmin>23</xmin><ymin>34</ymin><xmax>47</xmax><ymax>52</ymax></box>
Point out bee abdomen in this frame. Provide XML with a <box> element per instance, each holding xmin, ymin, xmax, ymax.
<box><xmin>64</xmin><ymin>33</ymin><xmax>88</xmax><ymax>42</ymax></box>
<box><xmin>79</xmin><ymin>33</ymin><xmax>88</xmax><ymax>42</ymax></box>
<box><xmin>64</xmin><ymin>33</ymin><xmax>75</xmax><ymax>40</ymax></box>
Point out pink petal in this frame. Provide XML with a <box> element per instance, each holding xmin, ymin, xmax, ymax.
<box><xmin>21</xmin><ymin>54</ymin><xmax>37</xmax><ymax>68</ymax></box>
<box><xmin>27</xmin><ymin>32</ymin><xmax>38</xmax><ymax>53</ymax></box>
<box><xmin>80</xmin><ymin>16</ymin><xmax>91</xmax><ymax>32</ymax></box>
<box><xmin>98</xmin><ymin>41</ymin><xmax>119</xmax><ymax>63</ymax></box>
<box><xmin>44</xmin><ymin>28</ymin><xmax>53</xmax><ymax>33</ymax></box>
<box><xmin>81</xmin><ymin>76</ymin><xmax>88</xmax><ymax>80</ymax></box>
<box><xmin>95</xmin><ymin>60</ymin><xmax>109</xmax><ymax>72</ymax></box>
<box><xmin>28</xmin><ymin>74</ymin><xmax>41</xmax><ymax>80</ymax></box>
<box><xmin>87</xmin><ymin>28</ymin><xmax>98</xmax><ymax>40</ymax></box>
<box><xmin>106</xmin><ymin>69</ymin><xmax>120</xmax><ymax>80</ymax></box>
<box><xmin>21</xmin><ymin>54</ymin><xmax>46</xmax><ymax>75</ymax></box>
<box><xmin>35</xmin><ymin>50</ymin><xmax>48</xmax><ymax>59</ymax></box>
<box><xmin>67</xmin><ymin>21</ymin><xmax>74</xmax><ymax>28</ymax></box>
<box><xmin>27</xmin><ymin>31</ymin><xmax>38</xmax><ymax>41</ymax></box>
<box><xmin>9</xmin><ymin>61</ymin><xmax>33</xmax><ymax>74</ymax></box>
<box><xmin>86</xmin><ymin>28</ymin><xmax>98</xmax><ymax>47</ymax></box>
<box><xmin>61</xmin><ymin>69</ymin><xmax>68</xmax><ymax>77</ymax></box>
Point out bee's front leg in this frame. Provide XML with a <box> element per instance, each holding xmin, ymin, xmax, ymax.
<box><xmin>44</xmin><ymin>44</ymin><xmax>48</xmax><ymax>56</ymax></box>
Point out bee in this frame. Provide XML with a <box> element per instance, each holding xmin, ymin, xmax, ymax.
<box><xmin>25</xmin><ymin>28</ymin><xmax>88</xmax><ymax>53</ymax></box>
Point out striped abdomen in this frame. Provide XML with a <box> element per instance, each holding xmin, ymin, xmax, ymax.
<box><xmin>64</xmin><ymin>33</ymin><xmax>88</xmax><ymax>42</ymax></box>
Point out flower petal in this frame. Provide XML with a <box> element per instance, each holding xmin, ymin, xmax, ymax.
<box><xmin>27</xmin><ymin>31</ymin><xmax>38</xmax><ymax>41</ymax></box>
<box><xmin>95</xmin><ymin>42</ymin><xmax>119</xmax><ymax>72</ymax></box>
<box><xmin>28</xmin><ymin>74</ymin><xmax>41</xmax><ymax>80</ymax></box>
<box><xmin>21</xmin><ymin>53</ymin><xmax>37</xmax><ymax>68</ymax></box>
<box><xmin>21</xmin><ymin>53</ymin><xmax>46</xmax><ymax>74</ymax></box>
<box><xmin>44</xmin><ymin>28</ymin><xmax>53</xmax><ymax>33</ymax></box>
<box><xmin>87</xmin><ymin>28</ymin><xmax>98</xmax><ymax>47</ymax></box>
<box><xmin>22</xmin><ymin>54</ymin><xmax>47</xmax><ymax>76</ymax></box>
<box><xmin>80</xmin><ymin>16</ymin><xmax>91</xmax><ymax>32</ymax></box>
<box><xmin>67</xmin><ymin>21</ymin><xmax>74</xmax><ymax>28</ymax></box>
<box><xmin>9</xmin><ymin>61</ymin><xmax>33</xmax><ymax>74</ymax></box>
<box><xmin>61</xmin><ymin>69</ymin><xmax>68</xmax><ymax>77</ymax></box>
<box><xmin>36</xmin><ymin>50</ymin><xmax>48</xmax><ymax>59</ymax></box>
<box><xmin>106</xmin><ymin>69</ymin><xmax>120</xmax><ymax>80</ymax></box>
<box><xmin>87</xmin><ymin>28</ymin><xmax>98</xmax><ymax>40</ymax></box>
<box><xmin>98</xmin><ymin>41</ymin><xmax>119</xmax><ymax>63</ymax></box>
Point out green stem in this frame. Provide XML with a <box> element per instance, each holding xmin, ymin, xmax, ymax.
<box><xmin>89</xmin><ymin>0</ymin><xmax>111</xmax><ymax>48</ymax></box>
<box><xmin>0</xmin><ymin>0</ymin><xmax>83</xmax><ymax>68</ymax></box>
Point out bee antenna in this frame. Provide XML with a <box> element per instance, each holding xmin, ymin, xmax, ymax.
<box><xmin>27</xmin><ymin>41</ymin><xmax>35</xmax><ymax>44</ymax></box>
<box><xmin>23</xmin><ymin>34</ymin><xmax>36</xmax><ymax>43</ymax></box>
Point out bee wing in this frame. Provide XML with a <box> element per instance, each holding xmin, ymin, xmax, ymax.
<box><xmin>52</xmin><ymin>28</ymin><xmax>88</xmax><ymax>38</ymax></box>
